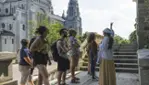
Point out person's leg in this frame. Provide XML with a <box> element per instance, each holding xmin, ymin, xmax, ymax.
<box><xmin>19</xmin><ymin>66</ymin><xmax>31</xmax><ymax>85</ymax></box>
<box><xmin>36</xmin><ymin>65</ymin><xmax>50</xmax><ymax>85</ymax></box>
<box><xmin>88</xmin><ymin>55</ymin><xmax>91</xmax><ymax>75</ymax></box>
<box><xmin>57</xmin><ymin>71</ymin><xmax>63</xmax><ymax>85</ymax></box>
<box><xmin>62</xmin><ymin>71</ymin><xmax>67</xmax><ymax>84</ymax></box>
<box><xmin>71</xmin><ymin>57</ymin><xmax>75</xmax><ymax>80</ymax></box>
<box><xmin>37</xmin><ymin>73</ymin><xmax>43</xmax><ymax>85</ymax></box>
<box><xmin>28</xmin><ymin>68</ymin><xmax>35</xmax><ymax>85</ymax></box>
<box><xmin>91</xmin><ymin>57</ymin><xmax>94</xmax><ymax>78</ymax></box>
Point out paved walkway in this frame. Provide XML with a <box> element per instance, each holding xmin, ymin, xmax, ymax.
<box><xmin>12</xmin><ymin>62</ymin><xmax>139</xmax><ymax>85</ymax></box>
<box><xmin>65</xmin><ymin>72</ymin><xmax>139</xmax><ymax>85</ymax></box>
<box><xmin>12</xmin><ymin>61</ymin><xmax>57</xmax><ymax>84</ymax></box>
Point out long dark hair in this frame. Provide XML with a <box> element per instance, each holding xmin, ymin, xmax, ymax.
<box><xmin>106</xmin><ymin>33</ymin><xmax>114</xmax><ymax>49</ymax></box>
<box><xmin>87</xmin><ymin>32</ymin><xmax>95</xmax><ymax>43</ymax></box>
<box><xmin>69</xmin><ymin>29</ymin><xmax>77</xmax><ymax>37</ymax></box>
<box><xmin>35</xmin><ymin>26</ymin><xmax>48</xmax><ymax>35</ymax></box>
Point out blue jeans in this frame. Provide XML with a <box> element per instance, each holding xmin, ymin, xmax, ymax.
<box><xmin>89</xmin><ymin>51</ymin><xmax>96</xmax><ymax>78</ymax></box>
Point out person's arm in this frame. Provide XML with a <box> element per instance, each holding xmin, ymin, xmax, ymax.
<box><xmin>23</xmin><ymin>49</ymin><xmax>32</xmax><ymax>66</ymax></box>
<box><xmin>57</xmin><ymin>41</ymin><xmax>68</xmax><ymax>59</ymax></box>
<box><xmin>30</xmin><ymin>37</ymin><xmax>41</xmax><ymax>52</ymax></box>
<box><xmin>101</xmin><ymin>37</ymin><xmax>109</xmax><ymax>51</ymax></box>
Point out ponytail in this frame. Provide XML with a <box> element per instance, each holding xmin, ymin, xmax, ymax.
<box><xmin>108</xmin><ymin>36</ymin><xmax>113</xmax><ymax>49</ymax></box>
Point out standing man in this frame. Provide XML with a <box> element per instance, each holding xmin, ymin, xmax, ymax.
<box><xmin>57</xmin><ymin>28</ymin><xmax>70</xmax><ymax>85</ymax></box>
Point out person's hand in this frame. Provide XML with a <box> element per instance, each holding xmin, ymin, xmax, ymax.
<box><xmin>48</xmin><ymin>60</ymin><xmax>52</xmax><ymax>65</ymax></box>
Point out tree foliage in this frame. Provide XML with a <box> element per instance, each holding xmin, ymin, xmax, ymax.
<box><xmin>129</xmin><ymin>30</ymin><xmax>137</xmax><ymax>44</ymax></box>
<box><xmin>114</xmin><ymin>35</ymin><xmax>130</xmax><ymax>45</ymax></box>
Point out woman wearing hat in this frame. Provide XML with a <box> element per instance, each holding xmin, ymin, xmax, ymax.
<box><xmin>99</xmin><ymin>28</ymin><xmax>116</xmax><ymax>85</ymax></box>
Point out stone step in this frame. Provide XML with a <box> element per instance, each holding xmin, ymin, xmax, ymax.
<box><xmin>113</xmin><ymin>52</ymin><xmax>137</xmax><ymax>55</ymax></box>
<box><xmin>114</xmin><ymin>55</ymin><xmax>137</xmax><ymax>59</ymax></box>
<box><xmin>83</xmin><ymin>58</ymin><xmax>138</xmax><ymax>63</ymax></box>
<box><xmin>115</xmin><ymin>63</ymin><xmax>138</xmax><ymax>68</ymax></box>
<box><xmin>80</xmin><ymin>66</ymin><xmax>138</xmax><ymax>73</ymax></box>
<box><xmin>82</xmin><ymin>62</ymin><xmax>138</xmax><ymax>68</ymax></box>
<box><xmin>114</xmin><ymin>59</ymin><xmax>138</xmax><ymax>63</ymax></box>
<box><xmin>113</xmin><ymin>49</ymin><xmax>136</xmax><ymax>52</ymax></box>
<box><xmin>84</xmin><ymin>55</ymin><xmax>137</xmax><ymax>59</ymax></box>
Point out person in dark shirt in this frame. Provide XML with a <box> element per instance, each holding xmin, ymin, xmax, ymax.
<box><xmin>19</xmin><ymin>39</ymin><xmax>34</xmax><ymax>85</ymax></box>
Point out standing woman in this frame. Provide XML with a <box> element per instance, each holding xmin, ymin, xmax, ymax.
<box><xmin>87</xmin><ymin>32</ymin><xmax>98</xmax><ymax>80</ymax></box>
<box><xmin>99</xmin><ymin>28</ymin><xmax>116</xmax><ymax>85</ymax></box>
<box><xmin>69</xmin><ymin>29</ymin><xmax>80</xmax><ymax>83</ymax></box>
<box><xmin>30</xmin><ymin>26</ymin><xmax>50</xmax><ymax>85</ymax></box>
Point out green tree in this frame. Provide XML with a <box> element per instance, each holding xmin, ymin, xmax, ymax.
<box><xmin>29</xmin><ymin>14</ymin><xmax>63</xmax><ymax>45</ymax></box>
<box><xmin>114</xmin><ymin>35</ymin><xmax>130</xmax><ymax>45</ymax></box>
<box><xmin>129</xmin><ymin>30</ymin><xmax>137</xmax><ymax>44</ymax></box>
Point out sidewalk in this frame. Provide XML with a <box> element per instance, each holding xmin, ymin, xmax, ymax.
<box><xmin>12</xmin><ymin>61</ymin><xmax>57</xmax><ymax>84</ymax></box>
<box><xmin>65</xmin><ymin>72</ymin><xmax>139</xmax><ymax>85</ymax></box>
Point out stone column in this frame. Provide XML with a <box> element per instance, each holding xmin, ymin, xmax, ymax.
<box><xmin>138</xmin><ymin>49</ymin><xmax>149</xmax><ymax>85</ymax></box>
<box><xmin>137</xmin><ymin>0</ymin><xmax>149</xmax><ymax>49</ymax></box>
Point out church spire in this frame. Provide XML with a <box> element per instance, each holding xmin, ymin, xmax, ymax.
<box><xmin>65</xmin><ymin>0</ymin><xmax>82</xmax><ymax>35</ymax></box>
<box><xmin>62</xmin><ymin>10</ymin><xmax>65</xmax><ymax>19</ymax></box>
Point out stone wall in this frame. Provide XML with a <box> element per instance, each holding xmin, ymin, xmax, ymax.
<box><xmin>137</xmin><ymin>0</ymin><xmax>149</xmax><ymax>49</ymax></box>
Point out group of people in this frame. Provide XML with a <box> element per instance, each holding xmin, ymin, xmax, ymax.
<box><xmin>86</xmin><ymin>27</ymin><xmax>116</xmax><ymax>85</ymax></box>
<box><xmin>18</xmin><ymin>26</ymin><xmax>81</xmax><ymax>85</ymax></box>
<box><xmin>18</xmin><ymin>24</ymin><xmax>116</xmax><ymax>85</ymax></box>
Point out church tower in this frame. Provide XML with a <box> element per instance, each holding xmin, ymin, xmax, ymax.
<box><xmin>65</xmin><ymin>0</ymin><xmax>82</xmax><ymax>35</ymax></box>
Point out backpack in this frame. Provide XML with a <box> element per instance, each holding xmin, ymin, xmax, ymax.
<box><xmin>51</xmin><ymin>39</ymin><xmax>61</xmax><ymax>62</ymax></box>
<box><xmin>29</xmin><ymin>37</ymin><xmax>37</xmax><ymax>49</ymax></box>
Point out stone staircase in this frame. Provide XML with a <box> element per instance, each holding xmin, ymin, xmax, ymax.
<box><xmin>80</xmin><ymin>44</ymin><xmax>138</xmax><ymax>73</ymax></box>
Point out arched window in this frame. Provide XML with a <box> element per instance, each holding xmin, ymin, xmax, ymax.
<box><xmin>2</xmin><ymin>23</ymin><xmax>5</xmax><ymax>28</ymax></box>
<box><xmin>12</xmin><ymin>39</ymin><xmax>14</xmax><ymax>44</ymax></box>
<box><xmin>9</xmin><ymin>24</ymin><xmax>12</xmax><ymax>30</ymax></box>
<box><xmin>5</xmin><ymin>39</ymin><xmax>7</xmax><ymax>44</ymax></box>
<box><xmin>22</xmin><ymin>24</ymin><xmax>25</xmax><ymax>30</ymax></box>
<box><xmin>22</xmin><ymin>4</ymin><xmax>24</xmax><ymax>9</ymax></box>
<box><xmin>5</xmin><ymin>8</ymin><xmax>8</xmax><ymax>13</ymax></box>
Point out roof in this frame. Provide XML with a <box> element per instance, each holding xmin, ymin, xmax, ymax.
<box><xmin>0</xmin><ymin>0</ymin><xmax>19</xmax><ymax>3</ymax></box>
<box><xmin>49</xmin><ymin>14</ymin><xmax>65</xmax><ymax>22</ymax></box>
<box><xmin>0</xmin><ymin>30</ymin><xmax>15</xmax><ymax>36</ymax></box>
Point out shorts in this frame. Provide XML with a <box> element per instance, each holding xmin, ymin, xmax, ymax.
<box><xmin>19</xmin><ymin>65</ymin><xmax>32</xmax><ymax>84</ymax></box>
<box><xmin>57</xmin><ymin>57</ymin><xmax>70</xmax><ymax>72</ymax></box>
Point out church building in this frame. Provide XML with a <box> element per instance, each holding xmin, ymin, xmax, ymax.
<box><xmin>0</xmin><ymin>0</ymin><xmax>82</xmax><ymax>52</ymax></box>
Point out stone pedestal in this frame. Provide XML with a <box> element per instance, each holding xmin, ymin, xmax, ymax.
<box><xmin>0</xmin><ymin>52</ymin><xmax>18</xmax><ymax>85</ymax></box>
<box><xmin>137</xmin><ymin>49</ymin><xmax>149</xmax><ymax>85</ymax></box>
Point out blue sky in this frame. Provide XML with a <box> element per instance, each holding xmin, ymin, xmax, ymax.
<box><xmin>52</xmin><ymin>0</ymin><xmax>136</xmax><ymax>39</ymax></box>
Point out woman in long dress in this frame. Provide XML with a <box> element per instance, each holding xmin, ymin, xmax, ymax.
<box><xmin>99</xmin><ymin>28</ymin><xmax>116</xmax><ymax>85</ymax></box>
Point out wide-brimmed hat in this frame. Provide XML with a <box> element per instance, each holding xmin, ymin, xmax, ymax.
<box><xmin>103</xmin><ymin>28</ymin><xmax>111</xmax><ymax>34</ymax></box>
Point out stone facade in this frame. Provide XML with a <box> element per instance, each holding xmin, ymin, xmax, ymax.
<box><xmin>64</xmin><ymin>0</ymin><xmax>82</xmax><ymax>35</ymax></box>
<box><xmin>0</xmin><ymin>0</ymin><xmax>82</xmax><ymax>52</ymax></box>
<box><xmin>134</xmin><ymin>0</ymin><xmax>149</xmax><ymax>49</ymax></box>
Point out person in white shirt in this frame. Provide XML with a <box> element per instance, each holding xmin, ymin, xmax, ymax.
<box><xmin>99</xmin><ymin>28</ymin><xmax>116</xmax><ymax>85</ymax></box>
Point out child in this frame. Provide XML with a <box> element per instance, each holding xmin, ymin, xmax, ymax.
<box><xmin>19</xmin><ymin>39</ymin><xmax>34</xmax><ymax>85</ymax></box>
